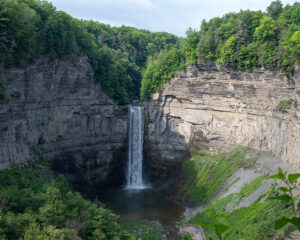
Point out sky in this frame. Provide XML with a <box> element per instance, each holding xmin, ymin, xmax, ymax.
<box><xmin>48</xmin><ymin>0</ymin><xmax>298</xmax><ymax>37</ymax></box>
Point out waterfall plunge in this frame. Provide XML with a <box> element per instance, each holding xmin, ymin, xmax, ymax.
<box><xmin>126</xmin><ymin>106</ymin><xmax>147</xmax><ymax>189</ymax></box>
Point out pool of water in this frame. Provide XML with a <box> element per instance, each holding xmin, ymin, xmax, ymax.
<box><xmin>98</xmin><ymin>187</ymin><xmax>185</xmax><ymax>239</ymax></box>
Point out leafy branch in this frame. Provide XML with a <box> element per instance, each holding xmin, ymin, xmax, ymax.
<box><xmin>269</xmin><ymin>167</ymin><xmax>300</xmax><ymax>230</ymax></box>
<box><xmin>196</xmin><ymin>209</ymin><xmax>229</xmax><ymax>240</ymax></box>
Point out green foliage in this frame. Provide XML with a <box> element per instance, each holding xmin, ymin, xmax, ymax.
<box><xmin>277</xmin><ymin>99</ymin><xmax>293</xmax><ymax>111</ymax></box>
<box><xmin>0</xmin><ymin>0</ymin><xmax>179</xmax><ymax>104</ymax></box>
<box><xmin>140</xmin><ymin>47</ymin><xmax>186</xmax><ymax>99</ymax></box>
<box><xmin>269</xmin><ymin>168</ymin><xmax>300</xmax><ymax>231</ymax></box>
<box><xmin>179</xmin><ymin>147</ymin><xmax>251</xmax><ymax>205</ymax></box>
<box><xmin>238</xmin><ymin>43</ymin><xmax>259</xmax><ymax>69</ymax></box>
<box><xmin>191</xmin><ymin>176</ymin><xmax>293</xmax><ymax>240</ymax></box>
<box><xmin>267</xmin><ymin>0</ymin><xmax>283</xmax><ymax>19</ymax></box>
<box><xmin>181</xmin><ymin>233</ymin><xmax>193</xmax><ymax>240</ymax></box>
<box><xmin>140</xmin><ymin>2</ymin><xmax>300</xmax><ymax>99</ymax></box>
<box><xmin>281</xmin><ymin>31</ymin><xmax>300</xmax><ymax>72</ymax></box>
<box><xmin>254</xmin><ymin>16</ymin><xmax>278</xmax><ymax>42</ymax></box>
<box><xmin>1</xmin><ymin>0</ymin><xmax>299</xmax><ymax>101</ymax></box>
<box><xmin>120</xmin><ymin>220</ymin><xmax>163</xmax><ymax>240</ymax></box>
<box><xmin>184</xmin><ymin>2</ymin><xmax>299</xmax><ymax>72</ymax></box>
<box><xmin>196</xmin><ymin>209</ymin><xmax>229</xmax><ymax>240</ymax></box>
<box><xmin>219</xmin><ymin>34</ymin><xmax>239</xmax><ymax>66</ymax></box>
<box><xmin>0</xmin><ymin>166</ymin><xmax>136</xmax><ymax>240</ymax></box>
<box><xmin>183</xmin><ymin>28</ymin><xmax>200</xmax><ymax>65</ymax></box>
<box><xmin>234</xmin><ymin>175</ymin><xmax>267</xmax><ymax>206</ymax></box>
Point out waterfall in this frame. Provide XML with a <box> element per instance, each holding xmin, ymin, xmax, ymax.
<box><xmin>126</xmin><ymin>106</ymin><xmax>146</xmax><ymax>189</ymax></box>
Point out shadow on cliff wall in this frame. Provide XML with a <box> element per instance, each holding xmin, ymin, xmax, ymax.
<box><xmin>143</xmin><ymin>101</ymin><xmax>189</xmax><ymax>189</ymax></box>
<box><xmin>51</xmin><ymin>142</ymin><xmax>128</xmax><ymax>196</ymax></box>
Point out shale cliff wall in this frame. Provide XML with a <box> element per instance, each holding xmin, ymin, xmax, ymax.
<box><xmin>0</xmin><ymin>55</ymin><xmax>128</xmax><ymax>188</ymax></box>
<box><xmin>145</xmin><ymin>63</ymin><xmax>300</xmax><ymax>175</ymax></box>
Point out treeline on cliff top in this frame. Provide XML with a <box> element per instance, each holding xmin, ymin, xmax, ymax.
<box><xmin>141</xmin><ymin>0</ymin><xmax>300</xmax><ymax>99</ymax></box>
<box><xmin>0</xmin><ymin>0</ymin><xmax>299</xmax><ymax>103</ymax></box>
<box><xmin>0</xmin><ymin>0</ymin><xmax>179</xmax><ymax>104</ymax></box>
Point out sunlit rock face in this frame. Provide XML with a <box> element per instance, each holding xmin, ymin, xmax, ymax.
<box><xmin>144</xmin><ymin>63</ymin><xmax>300</xmax><ymax>178</ymax></box>
<box><xmin>0</xmin><ymin>55</ymin><xmax>128</xmax><ymax>189</ymax></box>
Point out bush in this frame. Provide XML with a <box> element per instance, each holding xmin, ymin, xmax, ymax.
<box><xmin>182</xmin><ymin>233</ymin><xmax>193</xmax><ymax>240</ymax></box>
<box><xmin>140</xmin><ymin>47</ymin><xmax>186</xmax><ymax>100</ymax></box>
<box><xmin>0</xmin><ymin>165</ymin><xmax>136</xmax><ymax>240</ymax></box>
<box><xmin>277</xmin><ymin>99</ymin><xmax>293</xmax><ymax>111</ymax></box>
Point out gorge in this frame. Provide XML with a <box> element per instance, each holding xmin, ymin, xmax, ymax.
<box><xmin>0</xmin><ymin>54</ymin><xmax>300</xmax><ymax>239</ymax></box>
<box><xmin>1</xmin><ymin>0</ymin><xmax>300</xmax><ymax>239</ymax></box>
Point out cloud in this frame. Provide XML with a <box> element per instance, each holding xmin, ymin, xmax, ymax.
<box><xmin>79</xmin><ymin>16</ymin><xmax>139</xmax><ymax>28</ymax></box>
<box><xmin>129</xmin><ymin>0</ymin><xmax>157</xmax><ymax>8</ymax></box>
<box><xmin>49</xmin><ymin>0</ymin><xmax>298</xmax><ymax>37</ymax></box>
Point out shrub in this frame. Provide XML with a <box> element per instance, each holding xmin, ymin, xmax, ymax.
<box><xmin>277</xmin><ymin>99</ymin><xmax>293</xmax><ymax>111</ymax></box>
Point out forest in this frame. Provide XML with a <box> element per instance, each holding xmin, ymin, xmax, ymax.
<box><xmin>1</xmin><ymin>1</ymin><xmax>300</xmax><ymax>240</ymax></box>
<box><xmin>0</xmin><ymin>159</ymin><xmax>139</xmax><ymax>240</ymax></box>
<box><xmin>0</xmin><ymin>0</ymin><xmax>299</xmax><ymax>101</ymax></box>
<box><xmin>141</xmin><ymin>0</ymin><xmax>300</xmax><ymax>99</ymax></box>
<box><xmin>0</xmin><ymin>0</ymin><xmax>179</xmax><ymax>104</ymax></box>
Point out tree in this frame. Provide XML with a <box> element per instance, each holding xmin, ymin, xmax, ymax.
<box><xmin>183</xmin><ymin>28</ymin><xmax>200</xmax><ymax>65</ymax></box>
<box><xmin>220</xmin><ymin>34</ymin><xmax>240</xmax><ymax>65</ymax></box>
<box><xmin>254</xmin><ymin>16</ymin><xmax>278</xmax><ymax>42</ymax></box>
<box><xmin>267</xmin><ymin>0</ymin><xmax>283</xmax><ymax>19</ymax></box>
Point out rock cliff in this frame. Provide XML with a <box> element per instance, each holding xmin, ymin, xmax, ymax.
<box><xmin>0</xmin><ymin>55</ymin><xmax>128</xmax><ymax>189</ymax></box>
<box><xmin>144</xmin><ymin>63</ymin><xmax>300</xmax><ymax>179</ymax></box>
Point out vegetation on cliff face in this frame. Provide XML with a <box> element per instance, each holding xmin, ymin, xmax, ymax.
<box><xmin>1</xmin><ymin>1</ymin><xmax>299</xmax><ymax>102</ymax></box>
<box><xmin>277</xmin><ymin>99</ymin><xmax>293</xmax><ymax>111</ymax></box>
<box><xmin>179</xmin><ymin>147</ymin><xmax>253</xmax><ymax>205</ymax></box>
<box><xmin>0</xmin><ymin>0</ymin><xmax>179</xmax><ymax>104</ymax></box>
<box><xmin>184</xmin><ymin>149</ymin><xmax>295</xmax><ymax>240</ymax></box>
<box><xmin>141</xmin><ymin>1</ymin><xmax>300</xmax><ymax>99</ymax></box>
<box><xmin>192</xmin><ymin>197</ymin><xmax>293</xmax><ymax>240</ymax></box>
<box><xmin>0</xmin><ymin>163</ymin><xmax>136</xmax><ymax>240</ymax></box>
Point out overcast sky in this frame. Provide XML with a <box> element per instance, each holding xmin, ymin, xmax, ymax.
<box><xmin>48</xmin><ymin>0</ymin><xmax>298</xmax><ymax>36</ymax></box>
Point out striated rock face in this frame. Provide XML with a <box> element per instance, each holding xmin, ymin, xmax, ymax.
<box><xmin>0</xmin><ymin>55</ymin><xmax>128</xmax><ymax>189</ymax></box>
<box><xmin>144</xmin><ymin>63</ymin><xmax>300</xmax><ymax>177</ymax></box>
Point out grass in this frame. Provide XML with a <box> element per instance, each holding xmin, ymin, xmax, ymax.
<box><xmin>233</xmin><ymin>174</ymin><xmax>267</xmax><ymax>206</ymax></box>
<box><xmin>189</xmin><ymin>176</ymin><xmax>293</xmax><ymax>240</ymax></box>
<box><xmin>180</xmin><ymin>147</ymin><xmax>295</xmax><ymax>239</ymax></box>
<box><xmin>179</xmin><ymin>147</ymin><xmax>252</xmax><ymax>205</ymax></box>
<box><xmin>220</xmin><ymin>177</ymin><xmax>240</xmax><ymax>195</ymax></box>
<box><xmin>120</xmin><ymin>220</ymin><xmax>163</xmax><ymax>240</ymax></box>
<box><xmin>222</xmin><ymin>200</ymin><xmax>293</xmax><ymax>240</ymax></box>
<box><xmin>277</xmin><ymin>99</ymin><xmax>293</xmax><ymax>112</ymax></box>
<box><xmin>182</xmin><ymin>233</ymin><xmax>193</xmax><ymax>240</ymax></box>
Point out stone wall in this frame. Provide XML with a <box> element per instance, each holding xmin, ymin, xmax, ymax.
<box><xmin>0</xmin><ymin>55</ymin><xmax>128</xmax><ymax>188</ymax></box>
<box><xmin>144</xmin><ymin>63</ymin><xmax>300</xmax><ymax>175</ymax></box>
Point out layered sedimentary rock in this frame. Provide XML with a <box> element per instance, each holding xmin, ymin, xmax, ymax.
<box><xmin>145</xmin><ymin>63</ymin><xmax>300</xmax><ymax>175</ymax></box>
<box><xmin>0</xmin><ymin>55</ymin><xmax>128</xmax><ymax>188</ymax></box>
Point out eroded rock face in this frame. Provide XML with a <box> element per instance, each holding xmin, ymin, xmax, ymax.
<box><xmin>0</xmin><ymin>55</ymin><xmax>128</xmax><ymax>189</ymax></box>
<box><xmin>144</xmin><ymin>63</ymin><xmax>300</xmax><ymax>175</ymax></box>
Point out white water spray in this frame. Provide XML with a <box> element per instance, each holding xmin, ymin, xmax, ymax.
<box><xmin>126</xmin><ymin>106</ymin><xmax>146</xmax><ymax>189</ymax></box>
